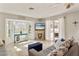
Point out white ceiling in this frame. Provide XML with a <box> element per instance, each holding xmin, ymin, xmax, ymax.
<box><xmin>0</xmin><ymin>3</ymin><xmax>79</xmax><ymax>18</ymax></box>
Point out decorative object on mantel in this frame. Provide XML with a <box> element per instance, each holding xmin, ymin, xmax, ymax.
<box><xmin>73</xmin><ymin>20</ymin><xmax>78</xmax><ymax>26</ymax></box>
<box><xmin>64</xmin><ymin>3</ymin><xmax>74</xmax><ymax>9</ymax></box>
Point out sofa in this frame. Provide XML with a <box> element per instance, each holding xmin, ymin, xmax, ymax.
<box><xmin>29</xmin><ymin>39</ymin><xmax>79</xmax><ymax>56</ymax></box>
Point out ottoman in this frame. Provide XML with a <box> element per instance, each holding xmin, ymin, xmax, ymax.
<box><xmin>28</xmin><ymin>42</ymin><xmax>42</xmax><ymax>51</ymax></box>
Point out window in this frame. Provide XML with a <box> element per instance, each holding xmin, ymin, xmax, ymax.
<box><xmin>6</xmin><ymin>19</ymin><xmax>33</xmax><ymax>43</ymax></box>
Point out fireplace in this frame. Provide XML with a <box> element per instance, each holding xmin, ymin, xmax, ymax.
<box><xmin>35</xmin><ymin>29</ymin><xmax>45</xmax><ymax>40</ymax></box>
<box><xmin>35</xmin><ymin>23</ymin><xmax>45</xmax><ymax>40</ymax></box>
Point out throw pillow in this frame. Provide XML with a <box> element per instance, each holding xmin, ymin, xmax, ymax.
<box><xmin>54</xmin><ymin>39</ymin><xmax>65</xmax><ymax>49</ymax></box>
<box><xmin>68</xmin><ymin>37</ymin><xmax>75</xmax><ymax>47</ymax></box>
<box><xmin>60</xmin><ymin>40</ymin><xmax>71</xmax><ymax>48</ymax></box>
<box><xmin>48</xmin><ymin>46</ymin><xmax>68</xmax><ymax>56</ymax></box>
<box><xmin>58</xmin><ymin>46</ymin><xmax>68</xmax><ymax>54</ymax></box>
<box><xmin>47</xmin><ymin>49</ymin><xmax>58</xmax><ymax>56</ymax></box>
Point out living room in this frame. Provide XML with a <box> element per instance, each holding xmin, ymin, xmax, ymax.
<box><xmin>0</xmin><ymin>3</ymin><xmax>79</xmax><ymax>56</ymax></box>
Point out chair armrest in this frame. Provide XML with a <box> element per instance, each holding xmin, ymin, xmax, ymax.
<box><xmin>29</xmin><ymin>49</ymin><xmax>41</xmax><ymax>56</ymax></box>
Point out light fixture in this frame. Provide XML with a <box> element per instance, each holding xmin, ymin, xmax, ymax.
<box><xmin>29</xmin><ymin>7</ymin><xmax>34</xmax><ymax>10</ymax></box>
<box><xmin>73</xmin><ymin>20</ymin><xmax>78</xmax><ymax>26</ymax></box>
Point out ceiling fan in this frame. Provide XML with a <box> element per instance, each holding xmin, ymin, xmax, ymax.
<box><xmin>64</xmin><ymin>3</ymin><xmax>74</xmax><ymax>9</ymax></box>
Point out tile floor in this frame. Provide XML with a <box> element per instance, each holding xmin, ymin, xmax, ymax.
<box><xmin>0</xmin><ymin>46</ymin><xmax>6</xmax><ymax>56</ymax></box>
<box><xmin>0</xmin><ymin>40</ymin><xmax>54</xmax><ymax>56</ymax></box>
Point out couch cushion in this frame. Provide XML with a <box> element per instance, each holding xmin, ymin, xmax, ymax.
<box><xmin>54</xmin><ymin>39</ymin><xmax>65</xmax><ymax>49</ymax></box>
<box><xmin>60</xmin><ymin>40</ymin><xmax>70</xmax><ymax>48</ymax></box>
<box><xmin>38</xmin><ymin>45</ymin><xmax>56</xmax><ymax>56</ymax></box>
<box><xmin>48</xmin><ymin>46</ymin><xmax>68</xmax><ymax>56</ymax></box>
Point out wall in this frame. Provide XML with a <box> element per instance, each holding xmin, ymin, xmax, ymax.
<box><xmin>0</xmin><ymin>12</ymin><xmax>36</xmax><ymax>42</ymax></box>
<box><xmin>32</xmin><ymin>18</ymin><xmax>45</xmax><ymax>40</ymax></box>
<box><xmin>45</xmin><ymin>17</ymin><xmax>54</xmax><ymax>41</ymax></box>
<box><xmin>45</xmin><ymin>11</ymin><xmax>79</xmax><ymax>42</ymax></box>
<box><xmin>59</xmin><ymin>17</ymin><xmax>65</xmax><ymax>39</ymax></box>
<box><xmin>65</xmin><ymin>12</ymin><xmax>79</xmax><ymax>42</ymax></box>
<box><xmin>1</xmin><ymin>11</ymin><xmax>79</xmax><ymax>43</ymax></box>
<box><xmin>45</xmin><ymin>17</ymin><xmax>65</xmax><ymax>41</ymax></box>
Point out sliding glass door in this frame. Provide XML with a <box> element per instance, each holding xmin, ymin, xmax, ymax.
<box><xmin>5</xmin><ymin>19</ymin><xmax>34</xmax><ymax>44</ymax></box>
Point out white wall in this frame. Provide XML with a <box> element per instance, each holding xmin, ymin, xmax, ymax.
<box><xmin>45</xmin><ymin>19</ymin><xmax>52</xmax><ymax>40</ymax></box>
<box><xmin>65</xmin><ymin>12</ymin><xmax>79</xmax><ymax>42</ymax></box>
<box><xmin>25</xmin><ymin>18</ymin><xmax>45</xmax><ymax>40</ymax></box>
<box><xmin>0</xmin><ymin>12</ymin><xmax>45</xmax><ymax>43</ymax></box>
<box><xmin>59</xmin><ymin>17</ymin><xmax>65</xmax><ymax>39</ymax></box>
<box><xmin>0</xmin><ymin>13</ymin><xmax>24</xmax><ymax>41</ymax></box>
<box><xmin>45</xmin><ymin>11</ymin><xmax>79</xmax><ymax>42</ymax></box>
<box><xmin>45</xmin><ymin>18</ymin><xmax>54</xmax><ymax>41</ymax></box>
<box><xmin>1</xmin><ymin>11</ymin><xmax>79</xmax><ymax>43</ymax></box>
<box><xmin>0</xmin><ymin>12</ymin><xmax>36</xmax><ymax>42</ymax></box>
<box><xmin>45</xmin><ymin>17</ymin><xmax>65</xmax><ymax>41</ymax></box>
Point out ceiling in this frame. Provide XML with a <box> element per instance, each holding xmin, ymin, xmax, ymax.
<box><xmin>0</xmin><ymin>3</ymin><xmax>79</xmax><ymax>18</ymax></box>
